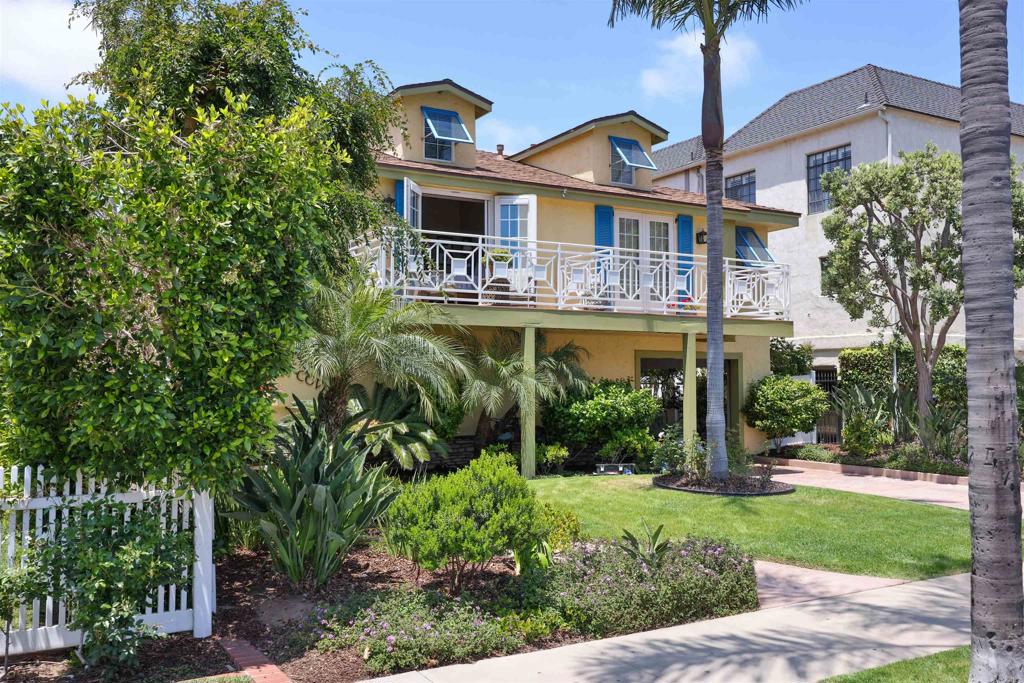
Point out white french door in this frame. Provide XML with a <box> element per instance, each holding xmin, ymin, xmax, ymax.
<box><xmin>614</xmin><ymin>213</ymin><xmax>674</xmax><ymax>309</ymax></box>
<box><xmin>402</xmin><ymin>177</ymin><xmax>422</xmax><ymax>229</ymax></box>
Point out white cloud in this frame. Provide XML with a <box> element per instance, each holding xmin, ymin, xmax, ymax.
<box><xmin>1</xmin><ymin>0</ymin><xmax>99</xmax><ymax>100</ymax></box>
<box><xmin>640</xmin><ymin>32</ymin><xmax>760</xmax><ymax>100</ymax></box>
<box><xmin>475</xmin><ymin>117</ymin><xmax>543</xmax><ymax>154</ymax></box>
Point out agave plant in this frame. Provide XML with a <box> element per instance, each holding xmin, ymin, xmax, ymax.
<box><xmin>232</xmin><ymin>397</ymin><xmax>398</xmax><ymax>588</ymax></box>
<box><xmin>346</xmin><ymin>383</ymin><xmax>446</xmax><ymax>470</ymax></box>
<box><xmin>617</xmin><ymin>518</ymin><xmax>670</xmax><ymax>570</ymax></box>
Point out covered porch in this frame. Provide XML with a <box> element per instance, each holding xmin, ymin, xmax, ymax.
<box><xmin>443</xmin><ymin>306</ymin><xmax>792</xmax><ymax>478</ymax></box>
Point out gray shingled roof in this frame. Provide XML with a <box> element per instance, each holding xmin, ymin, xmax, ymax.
<box><xmin>653</xmin><ymin>64</ymin><xmax>1024</xmax><ymax>175</ymax></box>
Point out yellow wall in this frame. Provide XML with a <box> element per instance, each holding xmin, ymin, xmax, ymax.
<box><xmin>522</xmin><ymin>121</ymin><xmax>657</xmax><ymax>190</ymax></box>
<box><xmin>389</xmin><ymin>92</ymin><xmax>479</xmax><ymax>169</ymax></box>
<box><xmin>533</xmin><ymin>329</ymin><xmax>772</xmax><ymax>452</ymax></box>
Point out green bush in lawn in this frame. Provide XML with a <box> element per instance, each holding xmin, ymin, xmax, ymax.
<box><xmin>538</xmin><ymin>443</ymin><xmax>570</xmax><ymax>474</ymax></box>
<box><xmin>536</xmin><ymin>502</ymin><xmax>582</xmax><ymax>551</ymax></box>
<box><xmin>542</xmin><ymin>379</ymin><xmax>661</xmax><ymax>455</ymax></box>
<box><xmin>383</xmin><ymin>452</ymin><xmax>540</xmax><ymax>593</ymax></box>
<box><xmin>316</xmin><ymin>590</ymin><xmax>528</xmax><ymax>674</ymax></box>
<box><xmin>743</xmin><ymin>376</ymin><xmax>830</xmax><ymax>453</ymax></box>
<box><xmin>770</xmin><ymin>338</ymin><xmax>814</xmax><ymax>376</ymax></box>
<box><xmin>793</xmin><ymin>444</ymin><xmax>836</xmax><ymax>463</ymax></box>
<box><xmin>526</xmin><ymin>537</ymin><xmax>757</xmax><ymax>637</ymax></box>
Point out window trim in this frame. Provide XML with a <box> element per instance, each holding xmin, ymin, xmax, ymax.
<box><xmin>423</xmin><ymin>116</ymin><xmax>454</xmax><ymax>162</ymax></box>
<box><xmin>609</xmin><ymin>136</ymin><xmax>658</xmax><ymax>170</ymax></box>
<box><xmin>806</xmin><ymin>143</ymin><xmax>852</xmax><ymax>214</ymax></box>
<box><xmin>610</xmin><ymin>145</ymin><xmax>635</xmax><ymax>186</ymax></box>
<box><xmin>735</xmin><ymin>226</ymin><xmax>774</xmax><ymax>265</ymax></box>
<box><xmin>421</xmin><ymin>106</ymin><xmax>473</xmax><ymax>143</ymax></box>
<box><xmin>725</xmin><ymin>170</ymin><xmax>756</xmax><ymax>204</ymax></box>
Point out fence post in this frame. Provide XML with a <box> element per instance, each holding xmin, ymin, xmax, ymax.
<box><xmin>192</xmin><ymin>490</ymin><xmax>214</xmax><ymax>638</ymax></box>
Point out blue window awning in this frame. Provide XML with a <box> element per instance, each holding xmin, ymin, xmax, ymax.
<box><xmin>609</xmin><ymin>136</ymin><xmax>657</xmax><ymax>170</ymax></box>
<box><xmin>422</xmin><ymin>107</ymin><xmax>473</xmax><ymax>143</ymax></box>
<box><xmin>736</xmin><ymin>227</ymin><xmax>774</xmax><ymax>264</ymax></box>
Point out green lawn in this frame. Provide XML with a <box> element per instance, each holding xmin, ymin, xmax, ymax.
<box><xmin>530</xmin><ymin>475</ymin><xmax>970</xmax><ymax>579</ymax></box>
<box><xmin>823</xmin><ymin>647</ymin><xmax>969</xmax><ymax>682</ymax></box>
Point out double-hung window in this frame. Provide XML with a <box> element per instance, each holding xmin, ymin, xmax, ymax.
<box><xmin>422</xmin><ymin>107</ymin><xmax>473</xmax><ymax>162</ymax></box>
<box><xmin>725</xmin><ymin>171</ymin><xmax>756</xmax><ymax>203</ymax></box>
<box><xmin>807</xmin><ymin>144</ymin><xmax>851</xmax><ymax>213</ymax></box>
<box><xmin>609</xmin><ymin>136</ymin><xmax>657</xmax><ymax>185</ymax></box>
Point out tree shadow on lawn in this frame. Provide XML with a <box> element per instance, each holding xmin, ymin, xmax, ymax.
<box><xmin>570</xmin><ymin>578</ymin><xmax>969</xmax><ymax>683</ymax></box>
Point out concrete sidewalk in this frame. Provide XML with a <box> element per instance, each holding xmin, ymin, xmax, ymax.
<box><xmin>770</xmin><ymin>465</ymin><xmax>970</xmax><ymax>509</ymax></box>
<box><xmin>374</xmin><ymin>573</ymin><xmax>970</xmax><ymax>683</ymax></box>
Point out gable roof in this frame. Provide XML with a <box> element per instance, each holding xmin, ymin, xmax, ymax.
<box><xmin>377</xmin><ymin>150</ymin><xmax>798</xmax><ymax>219</ymax></box>
<box><xmin>653</xmin><ymin>64</ymin><xmax>1024</xmax><ymax>176</ymax></box>
<box><xmin>509</xmin><ymin>111</ymin><xmax>669</xmax><ymax>161</ymax></box>
<box><xmin>391</xmin><ymin>79</ymin><xmax>493</xmax><ymax>118</ymax></box>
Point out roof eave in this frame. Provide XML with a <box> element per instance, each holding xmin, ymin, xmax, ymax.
<box><xmin>509</xmin><ymin>111</ymin><xmax>669</xmax><ymax>161</ymax></box>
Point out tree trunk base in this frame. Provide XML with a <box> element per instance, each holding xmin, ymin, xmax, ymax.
<box><xmin>971</xmin><ymin>634</ymin><xmax>1024</xmax><ymax>682</ymax></box>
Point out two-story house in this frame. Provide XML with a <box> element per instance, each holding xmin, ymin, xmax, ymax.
<box><xmin>282</xmin><ymin>78</ymin><xmax>800</xmax><ymax>467</ymax></box>
<box><xmin>653</xmin><ymin>65</ymin><xmax>1024</xmax><ymax>379</ymax></box>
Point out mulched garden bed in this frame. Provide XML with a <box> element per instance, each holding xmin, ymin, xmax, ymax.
<box><xmin>653</xmin><ymin>473</ymin><xmax>795</xmax><ymax>496</ymax></box>
<box><xmin>6</xmin><ymin>632</ymin><xmax>237</xmax><ymax>683</ymax></box>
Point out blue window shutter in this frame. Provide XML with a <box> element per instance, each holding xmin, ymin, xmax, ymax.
<box><xmin>595</xmin><ymin>205</ymin><xmax>614</xmax><ymax>248</ymax></box>
<box><xmin>394</xmin><ymin>179</ymin><xmax>404</xmax><ymax>219</ymax></box>
<box><xmin>677</xmin><ymin>215</ymin><xmax>693</xmax><ymax>257</ymax></box>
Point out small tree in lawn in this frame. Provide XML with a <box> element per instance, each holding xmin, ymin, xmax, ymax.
<box><xmin>743</xmin><ymin>375</ymin><xmax>829</xmax><ymax>454</ymax></box>
<box><xmin>820</xmin><ymin>145</ymin><xmax>1024</xmax><ymax>436</ymax></box>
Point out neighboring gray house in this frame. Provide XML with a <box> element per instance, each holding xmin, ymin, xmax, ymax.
<box><xmin>654</xmin><ymin>64</ymin><xmax>1024</xmax><ymax>371</ymax></box>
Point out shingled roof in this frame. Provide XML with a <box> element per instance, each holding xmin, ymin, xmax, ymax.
<box><xmin>377</xmin><ymin>151</ymin><xmax>798</xmax><ymax>216</ymax></box>
<box><xmin>653</xmin><ymin>64</ymin><xmax>1024</xmax><ymax>176</ymax></box>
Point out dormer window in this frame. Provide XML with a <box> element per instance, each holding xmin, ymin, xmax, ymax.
<box><xmin>422</xmin><ymin>107</ymin><xmax>473</xmax><ymax>162</ymax></box>
<box><xmin>609</xmin><ymin>136</ymin><xmax>657</xmax><ymax>185</ymax></box>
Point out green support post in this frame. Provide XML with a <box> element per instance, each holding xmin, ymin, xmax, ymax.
<box><xmin>521</xmin><ymin>326</ymin><xmax>537</xmax><ymax>479</ymax></box>
<box><xmin>683</xmin><ymin>331</ymin><xmax>698</xmax><ymax>440</ymax></box>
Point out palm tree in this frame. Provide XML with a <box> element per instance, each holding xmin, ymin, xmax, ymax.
<box><xmin>462</xmin><ymin>329</ymin><xmax>590</xmax><ymax>446</ymax></box>
<box><xmin>959</xmin><ymin>0</ymin><xmax>1024</xmax><ymax>678</ymax></box>
<box><xmin>295</xmin><ymin>276</ymin><xmax>468</xmax><ymax>437</ymax></box>
<box><xmin>609</xmin><ymin>0</ymin><xmax>801</xmax><ymax>481</ymax></box>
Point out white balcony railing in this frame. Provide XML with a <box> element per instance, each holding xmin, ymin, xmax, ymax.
<box><xmin>356</xmin><ymin>228</ymin><xmax>790</xmax><ymax>321</ymax></box>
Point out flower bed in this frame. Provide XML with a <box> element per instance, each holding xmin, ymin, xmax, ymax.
<box><xmin>783</xmin><ymin>443</ymin><xmax>968</xmax><ymax>477</ymax></box>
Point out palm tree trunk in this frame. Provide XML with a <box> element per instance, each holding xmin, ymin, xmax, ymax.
<box><xmin>320</xmin><ymin>380</ymin><xmax>351</xmax><ymax>439</ymax></box>
<box><xmin>702</xmin><ymin>38</ymin><xmax>728</xmax><ymax>481</ymax></box>
<box><xmin>960</xmin><ymin>1</ymin><xmax>1024</xmax><ymax>679</ymax></box>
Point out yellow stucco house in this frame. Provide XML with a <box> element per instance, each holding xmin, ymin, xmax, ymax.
<box><xmin>283</xmin><ymin>78</ymin><xmax>800</xmax><ymax>473</ymax></box>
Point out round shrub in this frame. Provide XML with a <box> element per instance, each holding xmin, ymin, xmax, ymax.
<box><xmin>542</xmin><ymin>379</ymin><xmax>661</xmax><ymax>452</ymax></box>
<box><xmin>383</xmin><ymin>452</ymin><xmax>540</xmax><ymax>592</ymax></box>
<box><xmin>743</xmin><ymin>375</ymin><xmax>829</xmax><ymax>453</ymax></box>
<box><xmin>526</xmin><ymin>538</ymin><xmax>757</xmax><ymax>637</ymax></box>
<box><xmin>536</xmin><ymin>502</ymin><xmax>582</xmax><ymax>551</ymax></box>
<box><xmin>538</xmin><ymin>443</ymin><xmax>570</xmax><ymax>474</ymax></box>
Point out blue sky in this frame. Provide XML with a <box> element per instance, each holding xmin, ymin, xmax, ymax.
<box><xmin>2</xmin><ymin>0</ymin><xmax>1022</xmax><ymax>153</ymax></box>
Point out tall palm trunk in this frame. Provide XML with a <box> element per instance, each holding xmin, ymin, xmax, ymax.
<box><xmin>959</xmin><ymin>1</ymin><xmax>1024</xmax><ymax>680</ymax></box>
<box><xmin>702</xmin><ymin>38</ymin><xmax>728</xmax><ymax>481</ymax></box>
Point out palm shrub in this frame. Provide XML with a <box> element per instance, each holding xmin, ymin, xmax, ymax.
<box><xmin>295</xmin><ymin>277</ymin><xmax>468</xmax><ymax>437</ymax></box>
<box><xmin>743</xmin><ymin>375</ymin><xmax>829</xmax><ymax>454</ymax></box>
<box><xmin>233</xmin><ymin>399</ymin><xmax>398</xmax><ymax>588</ymax></box>
<box><xmin>347</xmin><ymin>383</ymin><xmax>446</xmax><ymax>470</ymax></box>
<box><xmin>383</xmin><ymin>452</ymin><xmax>540</xmax><ymax>593</ymax></box>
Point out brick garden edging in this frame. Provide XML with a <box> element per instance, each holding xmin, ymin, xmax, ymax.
<box><xmin>756</xmin><ymin>456</ymin><xmax>969</xmax><ymax>486</ymax></box>
<box><xmin>217</xmin><ymin>637</ymin><xmax>291</xmax><ymax>683</ymax></box>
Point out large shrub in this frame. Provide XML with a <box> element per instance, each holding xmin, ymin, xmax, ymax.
<box><xmin>542</xmin><ymin>379</ymin><xmax>661</xmax><ymax>457</ymax></box>
<box><xmin>743</xmin><ymin>376</ymin><xmax>829</xmax><ymax>453</ymax></box>
<box><xmin>0</xmin><ymin>96</ymin><xmax>349</xmax><ymax>490</ymax></box>
<box><xmin>383</xmin><ymin>452</ymin><xmax>540</xmax><ymax>592</ymax></box>
<box><xmin>233</xmin><ymin>399</ymin><xmax>398</xmax><ymax>588</ymax></box>
<box><xmin>770</xmin><ymin>338</ymin><xmax>814</xmax><ymax>376</ymax></box>
<box><xmin>527</xmin><ymin>537</ymin><xmax>757</xmax><ymax>637</ymax></box>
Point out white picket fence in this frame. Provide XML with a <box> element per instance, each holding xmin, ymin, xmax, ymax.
<box><xmin>0</xmin><ymin>466</ymin><xmax>214</xmax><ymax>655</ymax></box>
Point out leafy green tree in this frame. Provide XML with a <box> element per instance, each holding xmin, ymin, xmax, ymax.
<box><xmin>743</xmin><ymin>375</ymin><xmax>829</xmax><ymax>453</ymax></box>
<box><xmin>295</xmin><ymin>277</ymin><xmax>468</xmax><ymax>437</ymax></box>
<box><xmin>462</xmin><ymin>330</ymin><xmax>590</xmax><ymax>446</ymax></box>
<box><xmin>769</xmin><ymin>338</ymin><xmax>814</xmax><ymax>376</ymax></box>
<box><xmin>609</xmin><ymin>0</ymin><xmax>803</xmax><ymax>482</ymax></box>
<box><xmin>71</xmin><ymin>0</ymin><xmax>401</xmax><ymax>268</ymax></box>
<box><xmin>0</xmin><ymin>96</ymin><xmax>340</xmax><ymax>489</ymax></box>
<box><xmin>821</xmin><ymin>145</ymin><xmax>1024</xmax><ymax>434</ymax></box>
